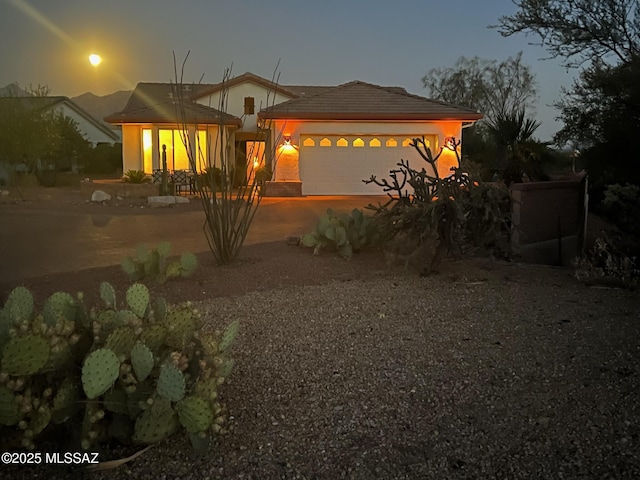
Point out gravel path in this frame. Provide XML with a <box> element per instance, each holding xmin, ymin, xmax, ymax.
<box><xmin>8</xmin><ymin>261</ymin><xmax>638</xmax><ymax>479</ymax></box>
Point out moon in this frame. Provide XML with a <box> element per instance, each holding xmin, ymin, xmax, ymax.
<box><xmin>89</xmin><ymin>54</ymin><xmax>102</xmax><ymax>66</ymax></box>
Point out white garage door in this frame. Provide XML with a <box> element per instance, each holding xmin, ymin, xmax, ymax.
<box><xmin>299</xmin><ymin>135</ymin><xmax>437</xmax><ymax>195</ymax></box>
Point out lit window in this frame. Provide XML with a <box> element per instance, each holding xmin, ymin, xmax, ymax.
<box><xmin>353</xmin><ymin>137</ymin><xmax>364</xmax><ymax>147</ymax></box>
<box><xmin>386</xmin><ymin>138</ymin><xmax>397</xmax><ymax>147</ymax></box>
<box><xmin>303</xmin><ymin>137</ymin><xmax>316</xmax><ymax>147</ymax></box>
<box><xmin>142</xmin><ymin>129</ymin><xmax>152</xmax><ymax>173</ymax></box>
<box><xmin>402</xmin><ymin>138</ymin><xmax>413</xmax><ymax>147</ymax></box>
<box><xmin>337</xmin><ymin>137</ymin><xmax>348</xmax><ymax>147</ymax></box>
<box><xmin>320</xmin><ymin>137</ymin><xmax>332</xmax><ymax>147</ymax></box>
<box><xmin>369</xmin><ymin>138</ymin><xmax>381</xmax><ymax>147</ymax></box>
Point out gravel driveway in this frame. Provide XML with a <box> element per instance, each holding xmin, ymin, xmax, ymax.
<box><xmin>7</xmin><ymin>255</ymin><xmax>638</xmax><ymax>479</ymax></box>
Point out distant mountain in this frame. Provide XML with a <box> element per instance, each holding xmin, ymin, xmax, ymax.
<box><xmin>71</xmin><ymin>90</ymin><xmax>131</xmax><ymax>131</ymax></box>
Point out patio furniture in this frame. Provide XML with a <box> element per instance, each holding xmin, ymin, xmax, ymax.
<box><xmin>173</xmin><ymin>170</ymin><xmax>192</xmax><ymax>195</ymax></box>
<box><xmin>152</xmin><ymin>170</ymin><xmax>163</xmax><ymax>184</ymax></box>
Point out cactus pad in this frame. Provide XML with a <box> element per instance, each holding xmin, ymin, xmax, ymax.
<box><xmin>179</xmin><ymin>252</ymin><xmax>198</xmax><ymax>276</ymax></box>
<box><xmin>105</xmin><ymin>327</ymin><xmax>137</xmax><ymax>358</ymax></box>
<box><xmin>30</xmin><ymin>405</ymin><xmax>51</xmax><ymax>435</ymax></box>
<box><xmin>5</xmin><ymin>286</ymin><xmax>34</xmax><ymax>323</ymax></box>
<box><xmin>194</xmin><ymin>378</ymin><xmax>219</xmax><ymax>402</ymax></box>
<box><xmin>156</xmin><ymin>241</ymin><xmax>172</xmax><ymax>258</ymax></box>
<box><xmin>52</xmin><ymin>379</ymin><xmax>79</xmax><ymax>424</ymax></box>
<box><xmin>121</xmin><ymin>257</ymin><xmax>139</xmax><ymax>279</ymax></box>
<box><xmin>217</xmin><ymin>358</ymin><xmax>235</xmax><ymax>379</ymax></box>
<box><xmin>81</xmin><ymin>348</ymin><xmax>120</xmax><ymax>399</ymax></box>
<box><xmin>219</xmin><ymin>320</ymin><xmax>239</xmax><ymax>353</ymax></box>
<box><xmin>126</xmin><ymin>284</ymin><xmax>150</xmax><ymax>318</ymax></box>
<box><xmin>43</xmin><ymin>292</ymin><xmax>75</xmax><ymax>326</ymax></box>
<box><xmin>131</xmin><ymin>343</ymin><xmax>154</xmax><ymax>382</ymax></box>
<box><xmin>135</xmin><ymin>244</ymin><xmax>150</xmax><ymax>263</ymax></box>
<box><xmin>0</xmin><ymin>386</ymin><xmax>18</xmax><ymax>426</ymax></box>
<box><xmin>157</xmin><ymin>364</ymin><xmax>185</xmax><ymax>402</ymax></box>
<box><xmin>176</xmin><ymin>396</ymin><xmax>213</xmax><ymax>433</ymax></box>
<box><xmin>132</xmin><ymin>398</ymin><xmax>178</xmax><ymax>444</ymax></box>
<box><xmin>99</xmin><ymin>282</ymin><xmax>116</xmax><ymax>309</ymax></box>
<box><xmin>164</xmin><ymin>308</ymin><xmax>196</xmax><ymax>348</ymax></box>
<box><xmin>139</xmin><ymin>324</ymin><xmax>166</xmax><ymax>352</ymax></box>
<box><xmin>154</xmin><ymin>297</ymin><xmax>167</xmax><ymax>323</ymax></box>
<box><xmin>1</xmin><ymin>334</ymin><xmax>49</xmax><ymax>375</ymax></box>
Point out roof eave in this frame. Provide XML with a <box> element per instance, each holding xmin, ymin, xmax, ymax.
<box><xmin>258</xmin><ymin>112</ymin><xmax>484</xmax><ymax>121</ymax></box>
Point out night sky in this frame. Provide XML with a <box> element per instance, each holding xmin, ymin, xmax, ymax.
<box><xmin>1</xmin><ymin>0</ymin><xmax>577</xmax><ymax>140</ymax></box>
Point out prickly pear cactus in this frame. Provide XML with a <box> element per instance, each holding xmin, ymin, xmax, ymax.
<box><xmin>139</xmin><ymin>324</ymin><xmax>166</xmax><ymax>352</ymax></box>
<box><xmin>165</xmin><ymin>261</ymin><xmax>182</xmax><ymax>279</ymax></box>
<box><xmin>1</xmin><ymin>334</ymin><xmax>50</xmax><ymax>375</ymax></box>
<box><xmin>179</xmin><ymin>252</ymin><xmax>198</xmax><ymax>276</ymax></box>
<box><xmin>154</xmin><ymin>297</ymin><xmax>167</xmax><ymax>323</ymax></box>
<box><xmin>121</xmin><ymin>257</ymin><xmax>139</xmax><ymax>280</ymax></box>
<box><xmin>132</xmin><ymin>397</ymin><xmax>179</xmax><ymax>444</ymax></box>
<box><xmin>126</xmin><ymin>284</ymin><xmax>150</xmax><ymax>318</ymax></box>
<box><xmin>135</xmin><ymin>244</ymin><xmax>150</xmax><ymax>263</ymax></box>
<box><xmin>216</xmin><ymin>358</ymin><xmax>235</xmax><ymax>379</ymax></box>
<box><xmin>130</xmin><ymin>343</ymin><xmax>154</xmax><ymax>382</ymax></box>
<box><xmin>99</xmin><ymin>282</ymin><xmax>117</xmax><ymax>309</ymax></box>
<box><xmin>219</xmin><ymin>320</ymin><xmax>239</xmax><ymax>354</ymax></box>
<box><xmin>105</xmin><ymin>327</ymin><xmax>137</xmax><ymax>358</ymax></box>
<box><xmin>51</xmin><ymin>379</ymin><xmax>79</xmax><ymax>424</ymax></box>
<box><xmin>164</xmin><ymin>307</ymin><xmax>197</xmax><ymax>349</ymax></box>
<box><xmin>156</xmin><ymin>241</ymin><xmax>172</xmax><ymax>258</ymax></box>
<box><xmin>157</xmin><ymin>364</ymin><xmax>185</xmax><ymax>402</ymax></box>
<box><xmin>176</xmin><ymin>396</ymin><xmax>213</xmax><ymax>433</ymax></box>
<box><xmin>43</xmin><ymin>292</ymin><xmax>75</xmax><ymax>326</ymax></box>
<box><xmin>29</xmin><ymin>405</ymin><xmax>51</xmax><ymax>435</ymax></box>
<box><xmin>0</xmin><ymin>386</ymin><xmax>18</xmax><ymax>425</ymax></box>
<box><xmin>5</xmin><ymin>286</ymin><xmax>34</xmax><ymax>323</ymax></box>
<box><xmin>81</xmin><ymin>348</ymin><xmax>120</xmax><ymax>399</ymax></box>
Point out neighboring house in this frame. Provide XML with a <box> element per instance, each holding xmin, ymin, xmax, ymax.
<box><xmin>105</xmin><ymin>72</ymin><xmax>482</xmax><ymax>195</ymax></box>
<box><xmin>0</xmin><ymin>84</ymin><xmax>120</xmax><ymax>146</ymax></box>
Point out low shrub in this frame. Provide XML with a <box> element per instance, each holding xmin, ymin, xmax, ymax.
<box><xmin>123</xmin><ymin>170</ymin><xmax>150</xmax><ymax>184</ymax></box>
<box><xmin>121</xmin><ymin>242</ymin><xmax>198</xmax><ymax>284</ymax></box>
<box><xmin>575</xmin><ymin>235</ymin><xmax>640</xmax><ymax>289</ymax></box>
<box><xmin>0</xmin><ymin>283</ymin><xmax>238</xmax><ymax>452</ymax></box>
<box><xmin>601</xmin><ymin>183</ymin><xmax>640</xmax><ymax>236</ymax></box>
<box><xmin>302</xmin><ymin>208</ymin><xmax>379</xmax><ymax>259</ymax></box>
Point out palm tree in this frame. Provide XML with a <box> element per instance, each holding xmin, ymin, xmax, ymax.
<box><xmin>486</xmin><ymin>109</ymin><xmax>549</xmax><ymax>185</ymax></box>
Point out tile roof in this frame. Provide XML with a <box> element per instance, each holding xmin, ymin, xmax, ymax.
<box><xmin>105</xmin><ymin>83</ymin><xmax>240</xmax><ymax>125</ymax></box>
<box><xmin>259</xmin><ymin>81</ymin><xmax>483</xmax><ymax>121</ymax></box>
<box><xmin>104</xmin><ymin>99</ymin><xmax>241</xmax><ymax>126</ymax></box>
<box><xmin>107</xmin><ymin>76</ymin><xmax>483</xmax><ymax>126</ymax></box>
<box><xmin>195</xmin><ymin>72</ymin><xmax>299</xmax><ymax>99</ymax></box>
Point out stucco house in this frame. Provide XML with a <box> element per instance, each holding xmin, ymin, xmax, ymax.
<box><xmin>105</xmin><ymin>72</ymin><xmax>482</xmax><ymax>195</ymax></box>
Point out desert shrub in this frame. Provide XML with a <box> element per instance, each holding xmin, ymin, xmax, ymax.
<box><xmin>575</xmin><ymin>235</ymin><xmax>640</xmax><ymax>289</ymax></box>
<box><xmin>0</xmin><ymin>282</ymin><xmax>238</xmax><ymax>452</ymax></box>
<box><xmin>121</xmin><ymin>242</ymin><xmax>198</xmax><ymax>284</ymax></box>
<box><xmin>82</xmin><ymin>143</ymin><xmax>122</xmax><ymax>174</ymax></box>
<box><xmin>460</xmin><ymin>180</ymin><xmax>512</xmax><ymax>257</ymax></box>
<box><xmin>365</xmin><ymin>137</ymin><xmax>512</xmax><ymax>274</ymax></box>
<box><xmin>122</xmin><ymin>170</ymin><xmax>150</xmax><ymax>184</ymax></box>
<box><xmin>302</xmin><ymin>208</ymin><xmax>379</xmax><ymax>259</ymax></box>
<box><xmin>601</xmin><ymin>183</ymin><xmax>640</xmax><ymax>236</ymax></box>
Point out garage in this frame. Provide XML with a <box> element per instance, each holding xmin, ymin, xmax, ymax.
<box><xmin>299</xmin><ymin>135</ymin><xmax>437</xmax><ymax>195</ymax></box>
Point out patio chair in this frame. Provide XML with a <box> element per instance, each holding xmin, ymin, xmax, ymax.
<box><xmin>152</xmin><ymin>170</ymin><xmax>163</xmax><ymax>184</ymax></box>
<box><xmin>173</xmin><ymin>170</ymin><xmax>192</xmax><ymax>195</ymax></box>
